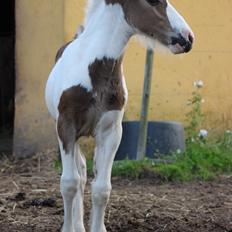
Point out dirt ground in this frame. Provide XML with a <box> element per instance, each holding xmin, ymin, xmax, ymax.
<box><xmin>0</xmin><ymin>151</ymin><xmax>232</xmax><ymax>232</ymax></box>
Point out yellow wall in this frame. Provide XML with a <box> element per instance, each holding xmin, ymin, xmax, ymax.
<box><xmin>14</xmin><ymin>0</ymin><xmax>64</xmax><ymax>156</ymax></box>
<box><xmin>14</xmin><ymin>0</ymin><xmax>232</xmax><ymax>155</ymax></box>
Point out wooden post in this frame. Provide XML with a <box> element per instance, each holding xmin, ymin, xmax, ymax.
<box><xmin>136</xmin><ymin>49</ymin><xmax>154</xmax><ymax>160</ymax></box>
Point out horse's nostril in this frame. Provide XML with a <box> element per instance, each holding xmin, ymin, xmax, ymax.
<box><xmin>178</xmin><ymin>35</ymin><xmax>187</xmax><ymax>47</ymax></box>
<box><xmin>188</xmin><ymin>33</ymin><xmax>194</xmax><ymax>44</ymax></box>
<box><xmin>171</xmin><ymin>34</ymin><xmax>185</xmax><ymax>46</ymax></box>
<box><xmin>171</xmin><ymin>33</ymin><xmax>193</xmax><ymax>52</ymax></box>
<box><xmin>171</xmin><ymin>37</ymin><xmax>179</xmax><ymax>45</ymax></box>
<box><xmin>184</xmin><ymin>42</ymin><xmax>192</xmax><ymax>53</ymax></box>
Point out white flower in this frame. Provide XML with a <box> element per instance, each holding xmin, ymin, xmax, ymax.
<box><xmin>225</xmin><ymin>130</ymin><xmax>232</xmax><ymax>135</ymax></box>
<box><xmin>194</xmin><ymin>80</ymin><xmax>204</xmax><ymax>88</ymax></box>
<box><xmin>176</xmin><ymin>149</ymin><xmax>182</xmax><ymax>154</ymax></box>
<box><xmin>198</xmin><ymin>129</ymin><xmax>208</xmax><ymax>138</ymax></box>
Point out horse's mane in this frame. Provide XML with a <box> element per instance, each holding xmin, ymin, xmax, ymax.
<box><xmin>85</xmin><ymin>0</ymin><xmax>103</xmax><ymax>24</ymax></box>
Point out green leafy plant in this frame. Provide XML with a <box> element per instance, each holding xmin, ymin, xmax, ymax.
<box><xmin>185</xmin><ymin>80</ymin><xmax>206</xmax><ymax>144</ymax></box>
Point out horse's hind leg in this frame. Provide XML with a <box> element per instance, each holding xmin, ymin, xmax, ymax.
<box><xmin>58</xmin><ymin>135</ymin><xmax>80</xmax><ymax>232</ymax></box>
<box><xmin>57</xmin><ymin>117</ymin><xmax>84</xmax><ymax>232</ymax></box>
<box><xmin>73</xmin><ymin>142</ymin><xmax>87</xmax><ymax>232</ymax></box>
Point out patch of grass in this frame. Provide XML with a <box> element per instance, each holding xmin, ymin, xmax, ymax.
<box><xmin>109</xmin><ymin>147</ymin><xmax>231</xmax><ymax>182</ymax></box>
<box><xmin>54</xmin><ymin>158</ymin><xmax>62</xmax><ymax>174</ymax></box>
<box><xmin>114</xmin><ymin>132</ymin><xmax>232</xmax><ymax>181</ymax></box>
<box><xmin>55</xmin><ymin>134</ymin><xmax>232</xmax><ymax>182</ymax></box>
<box><xmin>156</xmin><ymin>140</ymin><xmax>232</xmax><ymax>181</ymax></box>
<box><xmin>112</xmin><ymin>159</ymin><xmax>155</xmax><ymax>178</ymax></box>
<box><xmin>86</xmin><ymin>159</ymin><xmax>94</xmax><ymax>176</ymax></box>
<box><xmin>109</xmin><ymin>132</ymin><xmax>232</xmax><ymax>182</ymax></box>
<box><xmin>86</xmin><ymin>159</ymin><xmax>157</xmax><ymax>179</ymax></box>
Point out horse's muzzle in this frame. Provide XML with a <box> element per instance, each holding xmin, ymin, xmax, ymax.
<box><xmin>171</xmin><ymin>33</ymin><xmax>194</xmax><ymax>53</ymax></box>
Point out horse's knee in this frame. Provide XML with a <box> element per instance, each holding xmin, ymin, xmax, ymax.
<box><xmin>61</xmin><ymin>176</ymin><xmax>80</xmax><ymax>198</ymax></box>
<box><xmin>92</xmin><ymin>182</ymin><xmax>111</xmax><ymax>206</ymax></box>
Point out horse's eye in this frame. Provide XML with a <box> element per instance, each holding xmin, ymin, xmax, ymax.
<box><xmin>146</xmin><ymin>0</ymin><xmax>161</xmax><ymax>6</ymax></box>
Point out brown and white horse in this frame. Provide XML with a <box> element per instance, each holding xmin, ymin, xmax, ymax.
<box><xmin>45</xmin><ymin>0</ymin><xmax>194</xmax><ymax>231</ymax></box>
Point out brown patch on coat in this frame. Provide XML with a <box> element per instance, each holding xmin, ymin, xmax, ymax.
<box><xmin>89</xmin><ymin>56</ymin><xmax>125</xmax><ymax>111</ymax></box>
<box><xmin>105</xmin><ymin>0</ymin><xmax>173</xmax><ymax>46</ymax></box>
<box><xmin>57</xmin><ymin>57</ymin><xmax>125</xmax><ymax>153</ymax></box>
<box><xmin>57</xmin><ymin>86</ymin><xmax>97</xmax><ymax>153</ymax></box>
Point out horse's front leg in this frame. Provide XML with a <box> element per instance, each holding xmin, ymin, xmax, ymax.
<box><xmin>90</xmin><ymin>111</ymin><xmax>123</xmax><ymax>232</ymax></box>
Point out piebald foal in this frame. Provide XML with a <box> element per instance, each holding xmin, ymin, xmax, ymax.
<box><xmin>45</xmin><ymin>0</ymin><xmax>194</xmax><ymax>231</ymax></box>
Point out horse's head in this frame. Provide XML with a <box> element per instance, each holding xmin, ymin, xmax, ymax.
<box><xmin>114</xmin><ymin>0</ymin><xmax>194</xmax><ymax>54</ymax></box>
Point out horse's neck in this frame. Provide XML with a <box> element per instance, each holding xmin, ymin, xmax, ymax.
<box><xmin>79</xmin><ymin>2</ymin><xmax>133</xmax><ymax>63</ymax></box>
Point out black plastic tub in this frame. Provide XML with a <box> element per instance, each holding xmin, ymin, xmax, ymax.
<box><xmin>115</xmin><ymin>121</ymin><xmax>185</xmax><ymax>160</ymax></box>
